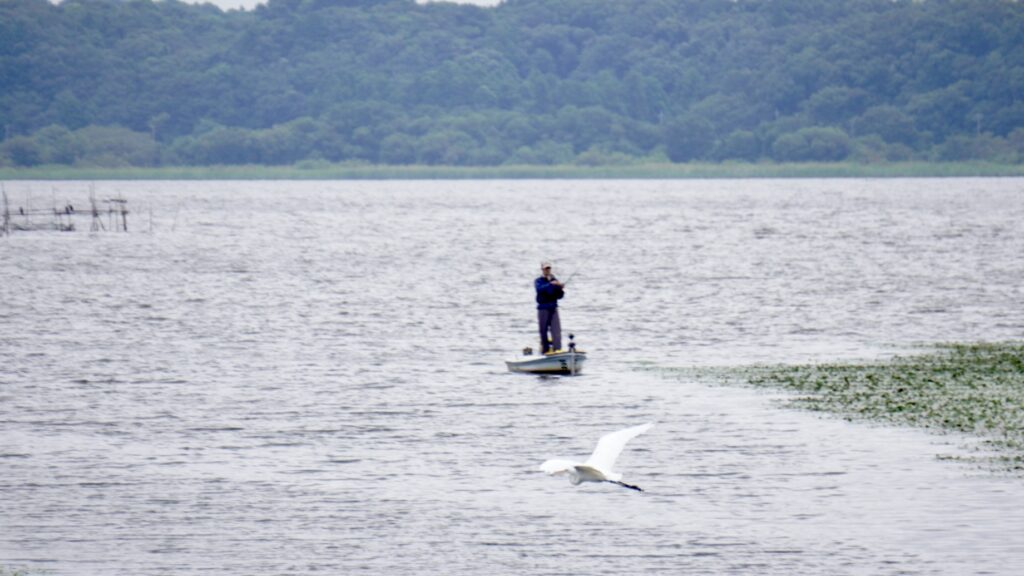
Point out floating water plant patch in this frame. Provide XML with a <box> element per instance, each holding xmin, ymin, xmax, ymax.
<box><xmin>744</xmin><ymin>343</ymin><xmax>1024</xmax><ymax>470</ymax></box>
<box><xmin>661</xmin><ymin>343</ymin><xmax>1024</xmax><ymax>472</ymax></box>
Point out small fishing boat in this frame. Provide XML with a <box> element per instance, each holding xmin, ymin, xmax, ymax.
<box><xmin>506</xmin><ymin>335</ymin><xmax>586</xmax><ymax>376</ymax></box>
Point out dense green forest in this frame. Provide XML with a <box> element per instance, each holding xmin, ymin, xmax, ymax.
<box><xmin>1</xmin><ymin>0</ymin><xmax>1023</xmax><ymax>168</ymax></box>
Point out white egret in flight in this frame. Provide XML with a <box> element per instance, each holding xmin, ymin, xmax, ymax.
<box><xmin>539</xmin><ymin>422</ymin><xmax>654</xmax><ymax>492</ymax></box>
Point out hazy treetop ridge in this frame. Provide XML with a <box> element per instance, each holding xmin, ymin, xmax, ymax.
<box><xmin>1</xmin><ymin>0</ymin><xmax>1022</xmax><ymax>167</ymax></box>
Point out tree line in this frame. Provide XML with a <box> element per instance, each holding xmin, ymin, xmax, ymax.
<box><xmin>1</xmin><ymin>0</ymin><xmax>1023</xmax><ymax>168</ymax></box>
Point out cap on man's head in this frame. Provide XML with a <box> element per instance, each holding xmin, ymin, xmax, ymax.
<box><xmin>541</xmin><ymin>261</ymin><xmax>552</xmax><ymax>269</ymax></box>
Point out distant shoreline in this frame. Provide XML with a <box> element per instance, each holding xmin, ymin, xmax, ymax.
<box><xmin>2</xmin><ymin>161</ymin><xmax>1023</xmax><ymax>181</ymax></box>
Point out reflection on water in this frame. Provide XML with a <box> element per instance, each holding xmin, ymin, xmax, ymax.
<box><xmin>2</xmin><ymin>179</ymin><xmax>1024</xmax><ymax>575</ymax></box>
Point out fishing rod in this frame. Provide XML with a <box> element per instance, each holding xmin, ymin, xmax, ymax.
<box><xmin>550</xmin><ymin>253</ymin><xmax>590</xmax><ymax>288</ymax></box>
<box><xmin>559</xmin><ymin>271</ymin><xmax>579</xmax><ymax>287</ymax></box>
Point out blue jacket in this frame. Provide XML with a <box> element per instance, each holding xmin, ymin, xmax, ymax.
<box><xmin>535</xmin><ymin>276</ymin><xmax>565</xmax><ymax>310</ymax></box>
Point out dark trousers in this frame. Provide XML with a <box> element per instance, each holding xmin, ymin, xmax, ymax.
<box><xmin>537</xmin><ymin>308</ymin><xmax>562</xmax><ymax>353</ymax></box>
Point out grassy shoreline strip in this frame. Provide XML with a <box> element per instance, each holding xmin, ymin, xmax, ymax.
<box><xmin>681</xmin><ymin>343</ymin><xmax>1024</xmax><ymax>470</ymax></box>
<box><xmin>2</xmin><ymin>161</ymin><xmax>1024</xmax><ymax>180</ymax></box>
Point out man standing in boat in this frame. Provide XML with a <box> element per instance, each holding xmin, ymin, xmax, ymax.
<box><xmin>535</xmin><ymin>261</ymin><xmax>565</xmax><ymax>354</ymax></box>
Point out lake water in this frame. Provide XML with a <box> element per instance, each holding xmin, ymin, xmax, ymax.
<box><xmin>2</xmin><ymin>178</ymin><xmax>1024</xmax><ymax>575</ymax></box>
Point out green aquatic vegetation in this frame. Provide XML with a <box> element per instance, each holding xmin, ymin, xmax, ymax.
<box><xmin>680</xmin><ymin>343</ymin><xmax>1024</xmax><ymax>471</ymax></box>
<box><xmin>2</xmin><ymin>161</ymin><xmax>1024</xmax><ymax>181</ymax></box>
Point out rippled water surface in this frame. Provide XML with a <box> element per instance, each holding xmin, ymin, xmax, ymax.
<box><xmin>2</xmin><ymin>179</ymin><xmax>1024</xmax><ymax>575</ymax></box>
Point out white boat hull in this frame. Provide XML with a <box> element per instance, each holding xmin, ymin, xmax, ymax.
<box><xmin>505</xmin><ymin>350</ymin><xmax>586</xmax><ymax>375</ymax></box>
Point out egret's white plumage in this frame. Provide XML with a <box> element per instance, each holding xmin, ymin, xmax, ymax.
<box><xmin>539</xmin><ymin>422</ymin><xmax>654</xmax><ymax>491</ymax></box>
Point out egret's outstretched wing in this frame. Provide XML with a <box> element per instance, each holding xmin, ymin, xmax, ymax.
<box><xmin>584</xmin><ymin>422</ymin><xmax>653</xmax><ymax>473</ymax></box>
<box><xmin>540</xmin><ymin>459</ymin><xmax>579</xmax><ymax>476</ymax></box>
